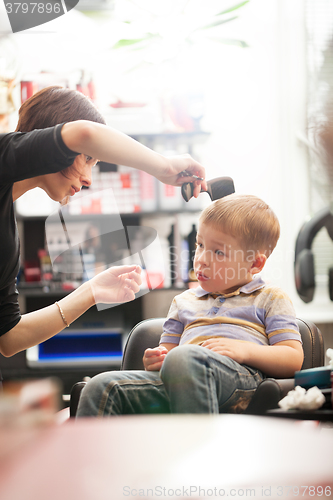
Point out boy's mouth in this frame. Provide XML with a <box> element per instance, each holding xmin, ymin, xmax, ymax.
<box><xmin>196</xmin><ymin>271</ymin><xmax>210</xmax><ymax>282</ymax></box>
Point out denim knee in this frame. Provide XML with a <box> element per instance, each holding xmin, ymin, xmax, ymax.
<box><xmin>160</xmin><ymin>345</ymin><xmax>203</xmax><ymax>381</ymax></box>
<box><xmin>82</xmin><ymin>372</ymin><xmax>111</xmax><ymax>398</ymax></box>
<box><xmin>160</xmin><ymin>345</ymin><xmax>221</xmax><ymax>413</ymax></box>
<box><xmin>77</xmin><ymin>372</ymin><xmax>115</xmax><ymax>417</ymax></box>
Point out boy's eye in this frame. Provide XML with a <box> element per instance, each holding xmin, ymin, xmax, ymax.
<box><xmin>215</xmin><ymin>250</ymin><xmax>225</xmax><ymax>256</ymax></box>
<box><xmin>195</xmin><ymin>242</ymin><xmax>203</xmax><ymax>249</ymax></box>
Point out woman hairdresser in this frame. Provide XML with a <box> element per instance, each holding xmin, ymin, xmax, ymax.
<box><xmin>0</xmin><ymin>85</ymin><xmax>206</xmax><ymax>360</ymax></box>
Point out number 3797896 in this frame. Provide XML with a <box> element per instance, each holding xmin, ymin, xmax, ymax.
<box><xmin>5</xmin><ymin>3</ymin><xmax>62</xmax><ymax>14</ymax></box>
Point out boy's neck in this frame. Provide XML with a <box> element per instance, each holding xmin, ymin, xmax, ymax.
<box><xmin>215</xmin><ymin>276</ymin><xmax>254</xmax><ymax>296</ymax></box>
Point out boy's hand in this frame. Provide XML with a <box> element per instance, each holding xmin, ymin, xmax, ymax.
<box><xmin>202</xmin><ymin>338</ymin><xmax>304</xmax><ymax>377</ymax></box>
<box><xmin>143</xmin><ymin>346</ymin><xmax>168</xmax><ymax>371</ymax></box>
<box><xmin>201</xmin><ymin>338</ymin><xmax>251</xmax><ymax>365</ymax></box>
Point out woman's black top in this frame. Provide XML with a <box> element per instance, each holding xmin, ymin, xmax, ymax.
<box><xmin>0</xmin><ymin>124</ymin><xmax>78</xmax><ymax>338</ymax></box>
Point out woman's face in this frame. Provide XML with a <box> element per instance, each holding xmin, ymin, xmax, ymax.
<box><xmin>42</xmin><ymin>154</ymin><xmax>97</xmax><ymax>202</ymax></box>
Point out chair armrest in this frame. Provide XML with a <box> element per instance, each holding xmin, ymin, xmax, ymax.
<box><xmin>244</xmin><ymin>378</ymin><xmax>295</xmax><ymax>415</ymax></box>
<box><xmin>69</xmin><ymin>381</ymin><xmax>87</xmax><ymax>418</ymax></box>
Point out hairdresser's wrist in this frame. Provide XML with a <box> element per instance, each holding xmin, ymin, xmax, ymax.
<box><xmin>59</xmin><ymin>280</ymin><xmax>95</xmax><ymax>326</ymax></box>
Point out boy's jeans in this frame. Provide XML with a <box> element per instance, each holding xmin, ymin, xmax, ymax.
<box><xmin>76</xmin><ymin>345</ymin><xmax>264</xmax><ymax>417</ymax></box>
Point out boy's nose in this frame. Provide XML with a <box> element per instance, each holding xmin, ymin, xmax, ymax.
<box><xmin>197</xmin><ymin>250</ymin><xmax>210</xmax><ymax>266</ymax></box>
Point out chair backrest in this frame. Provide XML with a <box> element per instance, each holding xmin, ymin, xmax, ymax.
<box><xmin>121</xmin><ymin>318</ymin><xmax>164</xmax><ymax>370</ymax></box>
<box><xmin>121</xmin><ymin>317</ymin><xmax>325</xmax><ymax>372</ymax></box>
<box><xmin>297</xmin><ymin>318</ymin><xmax>324</xmax><ymax>369</ymax></box>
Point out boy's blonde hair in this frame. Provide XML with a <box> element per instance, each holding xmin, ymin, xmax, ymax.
<box><xmin>199</xmin><ymin>194</ymin><xmax>280</xmax><ymax>257</ymax></box>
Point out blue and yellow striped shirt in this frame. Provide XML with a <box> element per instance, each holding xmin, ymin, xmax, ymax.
<box><xmin>160</xmin><ymin>277</ymin><xmax>301</xmax><ymax>347</ymax></box>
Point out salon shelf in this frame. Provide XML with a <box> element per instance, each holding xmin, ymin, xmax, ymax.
<box><xmin>15</xmin><ymin>209</ymin><xmax>200</xmax><ymax>222</ymax></box>
<box><xmin>17</xmin><ymin>283</ymin><xmax>187</xmax><ymax>298</ymax></box>
<box><xmin>17</xmin><ymin>284</ymin><xmax>72</xmax><ymax>297</ymax></box>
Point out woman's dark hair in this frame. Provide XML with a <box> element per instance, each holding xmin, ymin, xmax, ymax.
<box><xmin>15</xmin><ymin>86</ymin><xmax>106</xmax><ymax>188</ymax></box>
<box><xmin>15</xmin><ymin>85</ymin><xmax>106</xmax><ymax>132</ymax></box>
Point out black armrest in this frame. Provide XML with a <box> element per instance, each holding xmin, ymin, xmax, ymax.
<box><xmin>70</xmin><ymin>381</ymin><xmax>87</xmax><ymax>418</ymax></box>
<box><xmin>244</xmin><ymin>378</ymin><xmax>295</xmax><ymax>415</ymax></box>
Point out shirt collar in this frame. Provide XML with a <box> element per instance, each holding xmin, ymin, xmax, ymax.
<box><xmin>194</xmin><ymin>276</ymin><xmax>266</xmax><ymax>299</ymax></box>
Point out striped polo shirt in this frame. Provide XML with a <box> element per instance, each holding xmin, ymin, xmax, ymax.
<box><xmin>160</xmin><ymin>277</ymin><xmax>301</xmax><ymax>347</ymax></box>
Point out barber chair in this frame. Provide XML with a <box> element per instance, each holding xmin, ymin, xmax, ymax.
<box><xmin>70</xmin><ymin>316</ymin><xmax>324</xmax><ymax>417</ymax></box>
<box><xmin>295</xmin><ymin>206</ymin><xmax>333</xmax><ymax>303</ymax></box>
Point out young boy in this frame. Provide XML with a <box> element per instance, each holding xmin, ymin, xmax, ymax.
<box><xmin>77</xmin><ymin>194</ymin><xmax>303</xmax><ymax>416</ymax></box>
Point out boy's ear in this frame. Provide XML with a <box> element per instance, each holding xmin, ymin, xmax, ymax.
<box><xmin>250</xmin><ymin>253</ymin><xmax>267</xmax><ymax>275</ymax></box>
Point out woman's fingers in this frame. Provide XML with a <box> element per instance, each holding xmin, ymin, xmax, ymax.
<box><xmin>124</xmin><ymin>278</ymin><xmax>141</xmax><ymax>294</ymax></box>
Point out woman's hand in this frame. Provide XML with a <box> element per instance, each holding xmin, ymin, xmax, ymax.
<box><xmin>156</xmin><ymin>154</ymin><xmax>207</xmax><ymax>198</ymax></box>
<box><xmin>143</xmin><ymin>346</ymin><xmax>169</xmax><ymax>371</ymax></box>
<box><xmin>90</xmin><ymin>265</ymin><xmax>142</xmax><ymax>305</ymax></box>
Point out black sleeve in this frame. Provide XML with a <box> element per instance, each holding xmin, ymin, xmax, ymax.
<box><xmin>0</xmin><ymin>124</ymin><xmax>79</xmax><ymax>184</ymax></box>
<box><xmin>0</xmin><ymin>281</ymin><xmax>21</xmax><ymax>337</ymax></box>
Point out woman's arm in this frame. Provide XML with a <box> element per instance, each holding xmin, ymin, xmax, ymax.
<box><xmin>61</xmin><ymin>121</ymin><xmax>207</xmax><ymax>196</ymax></box>
<box><xmin>0</xmin><ymin>265</ymin><xmax>141</xmax><ymax>357</ymax></box>
<box><xmin>201</xmin><ymin>338</ymin><xmax>304</xmax><ymax>378</ymax></box>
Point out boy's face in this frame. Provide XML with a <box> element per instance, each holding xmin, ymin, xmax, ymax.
<box><xmin>193</xmin><ymin>222</ymin><xmax>255</xmax><ymax>294</ymax></box>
